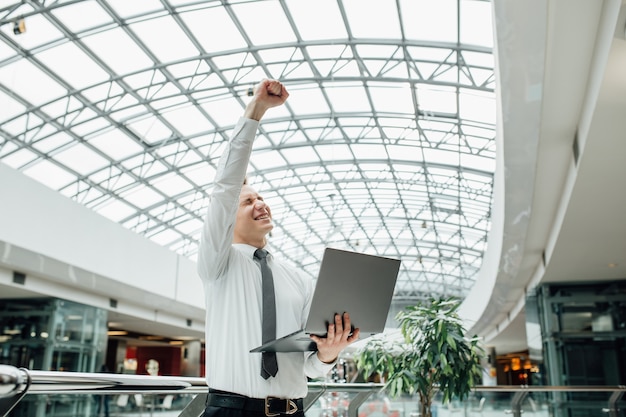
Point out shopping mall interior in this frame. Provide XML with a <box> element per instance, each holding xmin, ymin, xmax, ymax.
<box><xmin>0</xmin><ymin>0</ymin><xmax>625</xmax><ymax>416</ymax></box>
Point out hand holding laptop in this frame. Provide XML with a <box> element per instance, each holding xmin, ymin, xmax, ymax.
<box><xmin>311</xmin><ymin>312</ymin><xmax>361</xmax><ymax>363</ymax></box>
<box><xmin>250</xmin><ymin>248</ymin><xmax>400</xmax><ymax>353</ymax></box>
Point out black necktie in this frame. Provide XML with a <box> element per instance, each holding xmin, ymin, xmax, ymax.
<box><xmin>254</xmin><ymin>249</ymin><xmax>278</xmax><ymax>379</ymax></box>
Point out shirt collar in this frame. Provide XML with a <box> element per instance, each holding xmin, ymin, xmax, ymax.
<box><xmin>233</xmin><ymin>243</ymin><xmax>271</xmax><ymax>260</ymax></box>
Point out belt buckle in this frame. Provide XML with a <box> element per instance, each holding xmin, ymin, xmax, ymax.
<box><xmin>265</xmin><ymin>397</ymin><xmax>298</xmax><ymax>416</ymax></box>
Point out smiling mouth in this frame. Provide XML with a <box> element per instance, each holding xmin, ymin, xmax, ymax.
<box><xmin>255</xmin><ymin>214</ymin><xmax>270</xmax><ymax>221</ymax></box>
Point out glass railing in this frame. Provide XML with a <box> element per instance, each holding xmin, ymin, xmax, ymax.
<box><xmin>1</xmin><ymin>365</ymin><xmax>625</xmax><ymax>417</ymax></box>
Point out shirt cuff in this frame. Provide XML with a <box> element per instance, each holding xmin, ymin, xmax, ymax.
<box><xmin>231</xmin><ymin>117</ymin><xmax>260</xmax><ymax>142</ymax></box>
<box><xmin>305</xmin><ymin>351</ymin><xmax>337</xmax><ymax>377</ymax></box>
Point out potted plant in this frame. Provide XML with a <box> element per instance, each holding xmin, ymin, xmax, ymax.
<box><xmin>354</xmin><ymin>297</ymin><xmax>484</xmax><ymax>417</ymax></box>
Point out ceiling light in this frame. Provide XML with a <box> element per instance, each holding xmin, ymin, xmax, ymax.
<box><xmin>13</xmin><ymin>19</ymin><xmax>26</xmax><ymax>35</ymax></box>
<box><xmin>608</xmin><ymin>263</ymin><xmax>618</xmax><ymax>268</ymax></box>
<box><xmin>4</xmin><ymin>328</ymin><xmax>21</xmax><ymax>335</ymax></box>
<box><xmin>107</xmin><ymin>330</ymin><xmax>128</xmax><ymax>336</ymax></box>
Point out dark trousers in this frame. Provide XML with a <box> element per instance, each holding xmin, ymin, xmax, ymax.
<box><xmin>203</xmin><ymin>389</ymin><xmax>305</xmax><ymax>417</ymax></box>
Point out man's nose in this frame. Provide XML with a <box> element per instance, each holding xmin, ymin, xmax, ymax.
<box><xmin>254</xmin><ymin>199</ymin><xmax>266</xmax><ymax>209</ymax></box>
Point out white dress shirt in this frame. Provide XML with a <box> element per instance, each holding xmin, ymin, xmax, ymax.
<box><xmin>197</xmin><ymin>117</ymin><xmax>334</xmax><ymax>399</ymax></box>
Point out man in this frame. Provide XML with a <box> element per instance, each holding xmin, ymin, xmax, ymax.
<box><xmin>197</xmin><ymin>79</ymin><xmax>360</xmax><ymax>417</ymax></box>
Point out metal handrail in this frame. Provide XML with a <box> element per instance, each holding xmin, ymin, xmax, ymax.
<box><xmin>1</xmin><ymin>365</ymin><xmax>625</xmax><ymax>417</ymax></box>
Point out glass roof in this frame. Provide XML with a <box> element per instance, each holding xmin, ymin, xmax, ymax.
<box><xmin>0</xmin><ymin>0</ymin><xmax>495</xmax><ymax>302</ymax></box>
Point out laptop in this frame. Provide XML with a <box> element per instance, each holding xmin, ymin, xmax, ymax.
<box><xmin>250</xmin><ymin>247</ymin><xmax>401</xmax><ymax>353</ymax></box>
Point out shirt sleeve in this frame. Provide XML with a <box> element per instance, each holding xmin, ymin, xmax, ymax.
<box><xmin>197</xmin><ymin>117</ymin><xmax>260</xmax><ymax>282</ymax></box>
<box><xmin>300</xmin><ymin>271</ymin><xmax>336</xmax><ymax>379</ymax></box>
<box><xmin>304</xmin><ymin>351</ymin><xmax>337</xmax><ymax>379</ymax></box>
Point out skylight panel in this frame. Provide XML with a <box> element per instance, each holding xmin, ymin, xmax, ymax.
<box><xmin>459</xmin><ymin>89</ymin><xmax>495</xmax><ymax>124</ymax></box>
<box><xmin>0</xmin><ymin>92</ymin><xmax>26</xmax><ymax>123</ymax></box>
<box><xmin>257</xmin><ymin>47</ymin><xmax>303</xmax><ymax>64</ymax></box>
<box><xmin>90</xmin><ymin>170</ymin><xmax>135</xmax><ymax>194</ymax></box>
<box><xmin>149</xmin><ymin>228</ymin><xmax>182</xmax><ymax>246</ymax></box>
<box><xmin>1</xmin><ymin>147</ymin><xmax>38</xmax><ymax>169</ymax></box>
<box><xmin>464</xmin><ymin>135</ymin><xmax>491</xmax><ymax>152</ymax></box>
<box><xmin>360</xmin><ymin>45</ymin><xmax>402</xmax><ymax>62</ymax></box>
<box><xmin>179</xmin><ymin>7</ymin><xmax>248</xmax><ymax>52</ymax></box>
<box><xmin>199</xmin><ymin>96</ymin><xmax>244</xmax><ymax>127</ymax></box>
<box><xmin>70</xmin><ymin>116</ymin><xmax>112</xmax><ymax>137</ymax></box>
<box><xmin>180</xmin><ymin>162</ymin><xmax>215</xmax><ymax>188</ymax></box>
<box><xmin>175</xmin><ymin>217</ymin><xmax>204</xmax><ymax>235</ymax></box>
<box><xmin>51</xmin><ymin>1</ymin><xmax>113</xmax><ymax>34</ymax></box>
<box><xmin>89</xmin><ymin>128</ymin><xmax>143</xmax><ymax>160</ymax></box>
<box><xmin>82</xmin><ymin>28</ymin><xmax>154</xmax><ymax>75</ymax></box>
<box><xmin>315</xmin><ymin>144</ymin><xmax>354</xmax><ymax>162</ymax></box>
<box><xmin>461</xmin><ymin>50</ymin><xmax>494</xmax><ymax>68</ymax></box>
<box><xmin>62</xmin><ymin>107</ymin><xmax>95</xmax><ymax>129</ymax></box>
<box><xmin>96</xmin><ymin>198</ymin><xmax>136</xmax><ymax>223</ymax></box>
<box><xmin>106</xmin><ymin>0</ymin><xmax>164</xmax><ymax>18</ymax></box>
<box><xmin>461</xmin><ymin>153</ymin><xmax>495</xmax><ymax>173</ymax></box>
<box><xmin>167</xmin><ymin>59</ymin><xmax>209</xmax><ymax>80</ymax></box>
<box><xmin>0</xmin><ymin>60</ymin><xmax>66</xmax><ymax>106</ymax></box>
<box><xmin>386</xmin><ymin>144</ymin><xmax>424</xmax><ymax>162</ymax></box>
<box><xmin>285</xmin><ymin>0</ymin><xmax>347</xmax><ymax>41</ymax></box>
<box><xmin>110</xmin><ymin>104</ymin><xmax>151</xmax><ymax>124</ymax></box>
<box><xmin>422</xmin><ymin>148</ymin><xmax>460</xmax><ymax>167</ymax></box>
<box><xmin>150</xmin><ymin>172</ymin><xmax>194</xmax><ymax>196</ymax></box>
<box><xmin>460</xmin><ymin>0</ymin><xmax>493</xmax><ymax>48</ymax></box>
<box><xmin>249</xmin><ymin>149</ymin><xmax>287</xmax><ymax>171</ymax></box>
<box><xmin>146</xmin><ymin>94</ymin><xmax>188</xmax><ymax>112</ymax></box>
<box><xmin>400</xmin><ymin>0</ymin><xmax>457</xmax><ymax>43</ymax></box>
<box><xmin>120</xmin><ymin>184</ymin><xmax>164</xmax><ymax>209</ymax></box>
<box><xmin>343</xmin><ymin>0</ymin><xmax>401</xmax><ymax>39</ymax></box>
<box><xmin>67</xmin><ymin>184</ymin><xmax>104</xmax><ymax>206</ymax></box>
<box><xmin>416</xmin><ymin>84</ymin><xmax>457</xmax><ymax>114</ymax></box>
<box><xmin>228</xmin><ymin>66</ymin><xmax>268</xmax><ymax>86</ymax></box>
<box><xmin>279</xmin><ymin>147</ymin><xmax>321</xmax><ymax>165</ymax></box>
<box><xmin>124</xmin><ymin>69</ymin><xmax>166</xmax><ymax>90</ymax></box>
<box><xmin>323</xmin><ymin>83</ymin><xmax>370</xmax><ymax>113</ymax></box>
<box><xmin>131</xmin><ymin>16</ymin><xmax>200</xmax><ymax>63</ymax></box>
<box><xmin>262</xmin><ymin>120</ymin><xmax>293</xmax><ymax>134</ymax></box>
<box><xmin>23</xmin><ymin>159</ymin><xmax>76</xmax><ymax>190</ymax></box>
<box><xmin>384</xmin><ymin>126</ymin><xmax>420</xmax><ymax>142</ymax></box>
<box><xmin>160</xmin><ymin>104</ymin><xmax>214</xmax><ymax>137</ymax></box>
<box><xmin>81</xmin><ymin>81</ymin><xmax>125</xmax><ymax>106</ymax></box>
<box><xmin>211</xmin><ymin>52</ymin><xmax>256</xmax><ymax>70</ymax></box>
<box><xmin>126</xmin><ymin>116</ymin><xmax>173</xmax><ymax>145</ymax></box>
<box><xmin>0</xmin><ymin>37</ymin><xmax>15</xmax><ymax>61</ymax></box>
<box><xmin>53</xmin><ymin>142</ymin><xmax>110</xmax><ymax>176</ymax></box>
<box><xmin>36</xmin><ymin>42</ymin><xmax>109</xmax><ymax>90</ymax></box>
<box><xmin>267</xmin><ymin>61</ymin><xmax>315</xmax><ymax>81</ymax></box>
<box><xmin>351</xmin><ymin>144</ymin><xmax>388</xmax><ymax>160</ymax></box>
<box><xmin>286</xmin><ymin>86</ymin><xmax>330</xmax><ymax>116</ymax></box>
<box><xmin>369</xmin><ymin>83</ymin><xmax>413</xmax><ymax>114</ymax></box>
<box><xmin>231</xmin><ymin>1</ymin><xmax>296</xmax><ymax>46</ymax></box>
<box><xmin>420</xmin><ymin>119</ymin><xmax>457</xmax><ymax>134</ymax></box>
<box><xmin>30</xmin><ymin>131</ymin><xmax>72</xmax><ymax>154</ymax></box>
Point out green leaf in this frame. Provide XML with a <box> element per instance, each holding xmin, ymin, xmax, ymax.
<box><xmin>353</xmin><ymin>296</ymin><xmax>484</xmax><ymax>410</ymax></box>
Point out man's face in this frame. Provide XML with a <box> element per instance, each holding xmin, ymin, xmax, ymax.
<box><xmin>233</xmin><ymin>184</ymin><xmax>273</xmax><ymax>247</ymax></box>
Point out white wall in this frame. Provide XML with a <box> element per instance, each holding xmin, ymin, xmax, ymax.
<box><xmin>0</xmin><ymin>161</ymin><xmax>205</xmax><ymax>335</ymax></box>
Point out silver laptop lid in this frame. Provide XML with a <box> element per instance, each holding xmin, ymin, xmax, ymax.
<box><xmin>303</xmin><ymin>248</ymin><xmax>401</xmax><ymax>336</ymax></box>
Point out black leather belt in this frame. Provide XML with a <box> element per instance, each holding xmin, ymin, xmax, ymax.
<box><xmin>207</xmin><ymin>390</ymin><xmax>303</xmax><ymax>416</ymax></box>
